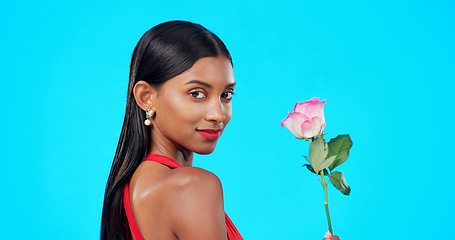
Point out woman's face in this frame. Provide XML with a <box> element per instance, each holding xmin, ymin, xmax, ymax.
<box><xmin>151</xmin><ymin>56</ymin><xmax>235</xmax><ymax>155</ymax></box>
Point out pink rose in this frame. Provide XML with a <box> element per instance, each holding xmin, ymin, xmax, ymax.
<box><xmin>322</xmin><ymin>230</ymin><xmax>340</xmax><ymax>240</ymax></box>
<box><xmin>281</xmin><ymin>97</ymin><xmax>326</xmax><ymax>139</ymax></box>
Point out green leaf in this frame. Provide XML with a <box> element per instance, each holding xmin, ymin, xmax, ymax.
<box><xmin>309</xmin><ymin>136</ymin><xmax>328</xmax><ymax>174</ymax></box>
<box><xmin>327</xmin><ymin>134</ymin><xmax>353</xmax><ymax>171</ymax></box>
<box><xmin>303</xmin><ymin>155</ymin><xmax>310</xmax><ymax>163</ymax></box>
<box><xmin>303</xmin><ymin>164</ymin><xmax>316</xmax><ymax>174</ymax></box>
<box><xmin>329</xmin><ymin>171</ymin><xmax>351</xmax><ymax>195</ymax></box>
<box><xmin>303</xmin><ymin>164</ymin><xmax>329</xmax><ymax>175</ymax></box>
<box><xmin>319</xmin><ymin>155</ymin><xmax>336</xmax><ymax>170</ymax></box>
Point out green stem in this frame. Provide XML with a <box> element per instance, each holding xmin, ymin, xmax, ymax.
<box><xmin>320</xmin><ymin>171</ymin><xmax>333</xmax><ymax>235</ymax></box>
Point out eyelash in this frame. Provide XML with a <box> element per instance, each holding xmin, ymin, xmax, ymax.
<box><xmin>222</xmin><ymin>91</ymin><xmax>234</xmax><ymax>100</ymax></box>
<box><xmin>189</xmin><ymin>90</ymin><xmax>235</xmax><ymax>100</ymax></box>
<box><xmin>189</xmin><ymin>91</ymin><xmax>206</xmax><ymax>99</ymax></box>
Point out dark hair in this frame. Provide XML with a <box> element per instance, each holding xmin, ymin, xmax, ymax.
<box><xmin>101</xmin><ymin>20</ymin><xmax>232</xmax><ymax>240</ymax></box>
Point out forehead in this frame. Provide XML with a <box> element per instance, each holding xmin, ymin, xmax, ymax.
<box><xmin>163</xmin><ymin>56</ymin><xmax>235</xmax><ymax>88</ymax></box>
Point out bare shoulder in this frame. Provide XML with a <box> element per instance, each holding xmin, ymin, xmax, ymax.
<box><xmin>164</xmin><ymin>167</ymin><xmax>225</xmax><ymax>210</ymax></box>
<box><xmin>131</xmin><ymin>165</ymin><xmax>223</xmax><ymax>205</ymax></box>
<box><xmin>165</xmin><ymin>167</ymin><xmax>227</xmax><ymax>239</ymax></box>
<box><xmin>168</xmin><ymin>167</ymin><xmax>223</xmax><ymax>191</ymax></box>
<box><xmin>131</xmin><ymin>165</ymin><xmax>226</xmax><ymax>239</ymax></box>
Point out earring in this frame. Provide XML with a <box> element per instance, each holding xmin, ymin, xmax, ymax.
<box><xmin>144</xmin><ymin>108</ymin><xmax>154</xmax><ymax>126</ymax></box>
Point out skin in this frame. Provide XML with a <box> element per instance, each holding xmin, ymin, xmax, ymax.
<box><xmin>129</xmin><ymin>55</ymin><xmax>340</xmax><ymax>240</ymax></box>
<box><xmin>130</xmin><ymin>56</ymin><xmax>235</xmax><ymax>240</ymax></box>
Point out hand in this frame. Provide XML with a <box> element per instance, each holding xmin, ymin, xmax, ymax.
<box><xmin>323</xmin><ymin>230</ymin><xmax>340</xmax><ymax>240</ymax></box>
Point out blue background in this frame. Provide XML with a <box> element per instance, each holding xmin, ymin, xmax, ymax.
<box><xmin>1</xmin><ymin>0</ymin><xmax>454</xmax><ymax>239</ymax></box>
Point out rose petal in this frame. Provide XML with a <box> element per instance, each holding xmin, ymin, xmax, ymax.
<box><xmin>323</xmin><ymin>230</ymin><xmax>332</xmax><ymax>239</ymax></box>
<box><xmin>294</xmin><ymin>97</ymin><xmax>319</xmax><ymax>112</ymax></box>
<box><xmin>281</xmin><ymin>112</ymin><xmax>308</xmax><ymax>139</ymax></box>
<box><xmin>300</xmin><ymin>119</ymin><xmax>315</xmax><ymax>138</ymax></box>
<box><xmin>303</xmin><ymin>98</ymin><xmax>326</xmax><ymax>125</ymax></box>
<box><xmin>283</xmin><ymin>98</ymin><xmax>326</xmax><ymax>138</ymax></box>
<box><xmin>312</xmin><ymin>116</ymin><xmax>326</xmax><ymax>135</ymax></box>
<box><xmin>294</xmin><ymin>98</ymin><xmax>325</xmax><ymax>126</ymax></box>
<box><xmin>294</xmin><ymin>101</ymin><xmax>308</xmax><ymax>113</ymax></box>
<box><xmin>301</xmin><ymin>117</ymin><xmax>322</xmax><ymax>138</ymax></box>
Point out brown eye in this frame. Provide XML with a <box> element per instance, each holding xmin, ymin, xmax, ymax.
<box><xmin>221</xmin><ymin>91</ymin><xmax>233</xmax><ymax>100</ymax></box>
<box><xmin>190</xmin><ymin>91</ymin><xmax>206</xmax><ymax>99</ymax></box>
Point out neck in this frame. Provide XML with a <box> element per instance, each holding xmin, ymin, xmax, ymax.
<box><xmin>148</xmin><ymin>126</ymin><xmax>194</xmax><ymax>167</ymax></box>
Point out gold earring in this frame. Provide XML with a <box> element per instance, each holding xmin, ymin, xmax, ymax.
<box><xmin>144</xmin><ymin>108</ymin><xmax>154</xmax><ymax>126</ymax></box>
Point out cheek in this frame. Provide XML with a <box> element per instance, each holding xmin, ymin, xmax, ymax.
<box><xmin>156</xmin><ymin>95</ymin><xmax>201</xmax><ymax>130</ymax></box>
<box><xmin>224</xmin><ymin>104</ymin><xmax>233</xmax><ymax>125</ymax></box>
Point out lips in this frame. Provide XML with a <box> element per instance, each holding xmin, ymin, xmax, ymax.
<box><xmin>197</xmin><ymin>129</ymin><xmax>222</xmax><ymax>140</ymax></box>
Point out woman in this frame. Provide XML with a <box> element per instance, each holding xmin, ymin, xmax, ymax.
<box><xmin>101</xmin><ymin>20</ymin><xmax>339</xmax><ymax>240</ymax></box>
<box><xmin>101</xmin><ymin>20</ymin><xmax>241</xmax><ymax>240</ymax></box>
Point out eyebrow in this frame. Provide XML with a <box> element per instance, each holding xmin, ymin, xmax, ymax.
<box><xmin>185</xmin><ymin>80</ymin><xmax>236</xmax><ymax>89</ymax></box>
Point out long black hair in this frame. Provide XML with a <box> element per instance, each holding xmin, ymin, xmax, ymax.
<box><xmin>101</xmin><ymin>21</ymin><xmax>232</xmax><ymax>240</ymax></box>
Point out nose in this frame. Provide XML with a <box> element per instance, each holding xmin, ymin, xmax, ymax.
<box><xmin>205</xmin><ymin>99</ymin><xmax>225</xmax><ymax>123</ymax></box>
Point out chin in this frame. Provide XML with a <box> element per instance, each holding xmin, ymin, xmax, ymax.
<box><xmin>194</xmin><ymin>145</ymin><xmax>217</xmax><ymax>155</ymax></box>
<box><xmin>195</xmin><ymin>149</ymin><xmax>216</xmax><ymax>155</ymax></box>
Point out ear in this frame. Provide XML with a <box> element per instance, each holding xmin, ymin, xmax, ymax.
<box><xmin>133</xmin><ymin>81</ymin><xmax>156</xmax><ymax>111</ymax></box>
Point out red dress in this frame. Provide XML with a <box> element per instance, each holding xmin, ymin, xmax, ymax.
<box><xmin>123</xmin><ymin>154</ymin><xmax>244</xmax><ymax>240</ymax></box>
